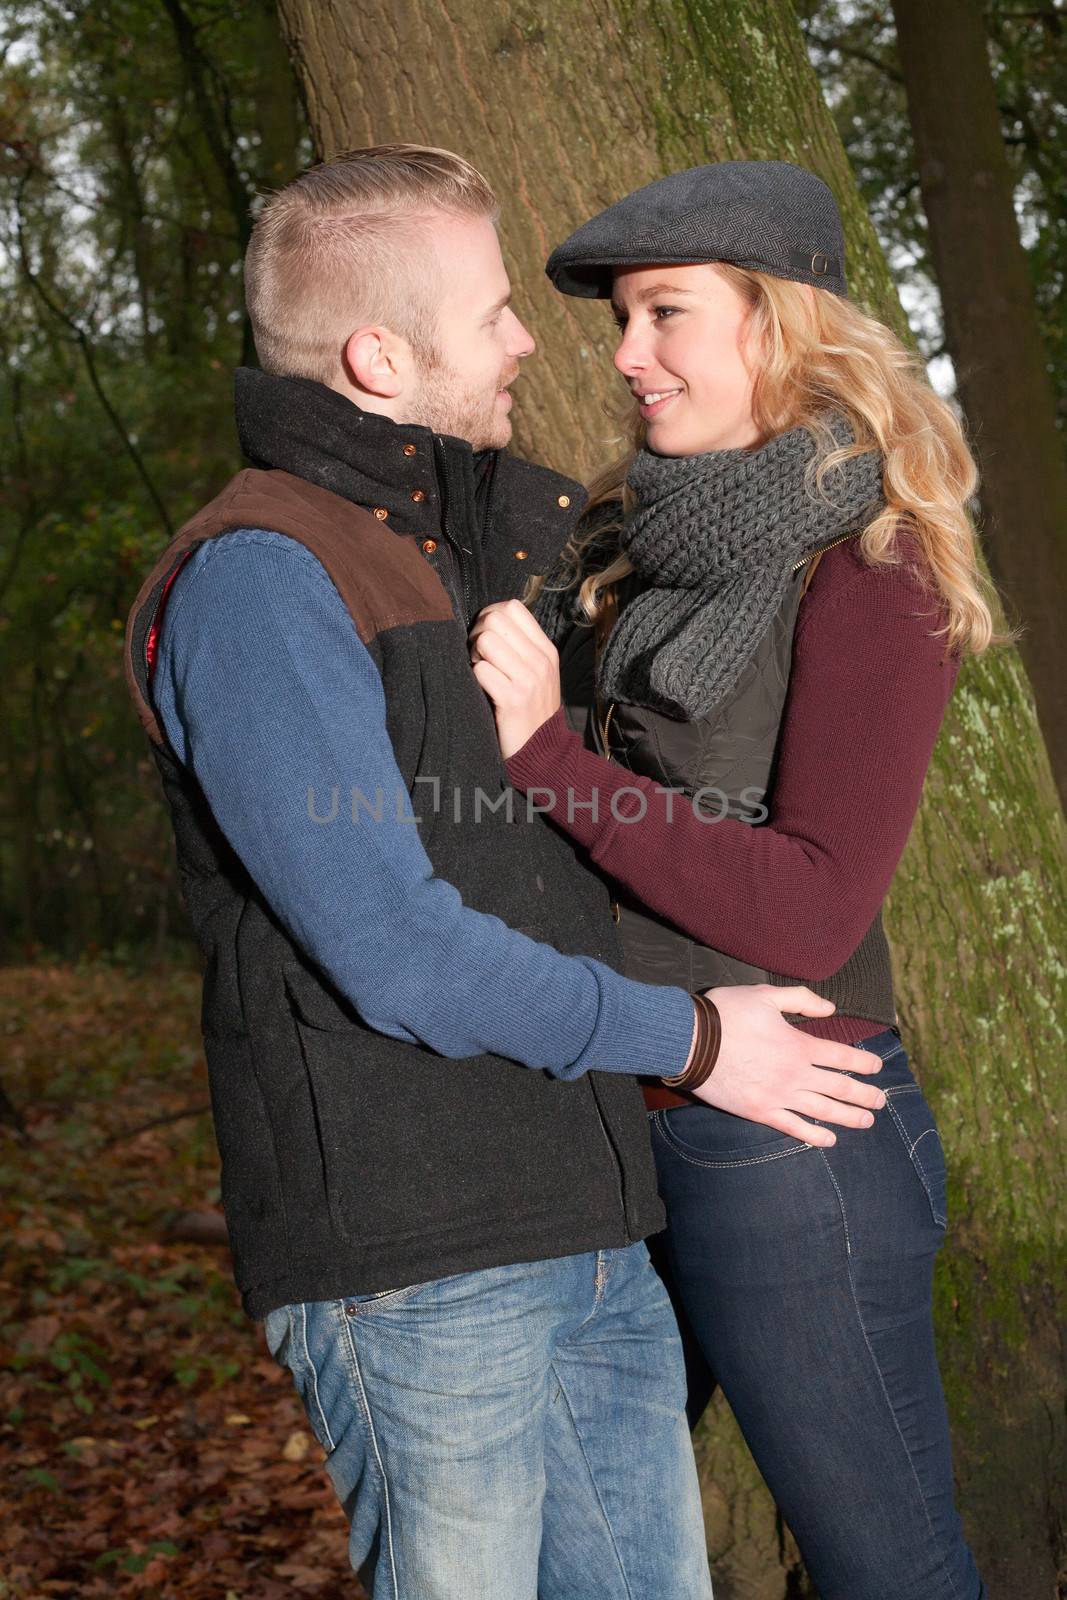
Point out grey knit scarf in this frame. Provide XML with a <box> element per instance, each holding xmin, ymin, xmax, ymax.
<box><xmin>533</xmin><ymin>416</ymin><xmax>883</xmax><ymax>719</ymax></box>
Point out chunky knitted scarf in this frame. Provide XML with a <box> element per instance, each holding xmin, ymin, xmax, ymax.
<box><xmin>533</xmin><ymin>416</ymin><xmax>884</xmax><ymax>719</ymax></box>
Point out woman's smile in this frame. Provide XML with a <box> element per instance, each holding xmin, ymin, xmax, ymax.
<box><xmin>634</xmin><ymin>386</ymin><xmax>683</xmax><ymax>419</ymax></box>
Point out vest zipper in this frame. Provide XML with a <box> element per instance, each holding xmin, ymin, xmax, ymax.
<box><xmin>433</xmin><ymin>434</ymin><xmax>475</xmax><ymax>625</ymax></box>
<box><xmin>455</xmin><ymin>541</ymin><xmax>473</xmax><ymax>626</ymax></box>
<box><xmin>791</xmin><ymin>531</ymin><xmax>859</xmax><ymax>572</ymax></box>
<box><xmin>470</xmin><ymin>451</ymin><xmax>498</xmax><ymax>625</ymax></box>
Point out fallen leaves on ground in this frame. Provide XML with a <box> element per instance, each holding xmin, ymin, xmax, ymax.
<box><xmin>1</xmin><ymin>961</ymin><xmax>362</xmax><ymax>1599</ymax></box>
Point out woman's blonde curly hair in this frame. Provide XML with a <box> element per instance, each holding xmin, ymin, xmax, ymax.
<box><xmin>527</xmin><ymin>265</ymin><xmax>1002</xmax><ymax>657</ymax></box>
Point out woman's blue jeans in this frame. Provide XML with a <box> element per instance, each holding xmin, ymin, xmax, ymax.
<box><xmin>649</xmin><ymin>1027</ymin><xmax>985</xmax><ymax>1600</ymax></box>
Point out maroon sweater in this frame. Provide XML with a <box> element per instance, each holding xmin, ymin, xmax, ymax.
<box><xmin>507</xmin><ymin>535</ymin><xmax>959</xmax><ymax>1049</ymax></box>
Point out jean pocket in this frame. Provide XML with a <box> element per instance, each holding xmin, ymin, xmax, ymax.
<box><xmin>340</xmin><ymin>1278</ymin><xmax>436</xmax><ymax>1315</ymax></box>
<box><xmin>263</xmin><ymin>1304</ymin><xmax>290</xmax><ymax>1362</ymax></box>
<box><xmin>884</xmin><ymin>1085</ymin><xmax>948</xmax><ymax>1228</ymax></box>
<box><xmin>653</xmin><ymin>1104</ymin><xmax>809</xmax><ymax>1168</ymax></box>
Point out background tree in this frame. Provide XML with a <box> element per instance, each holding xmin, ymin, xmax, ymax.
<box><xmin>890</xmin><ymin>0</ymin><xmax>1067</xmax><ymax>807</ymax></box>
<box><xmin>271</xmin><ymin>1</ymin><xmax>1066</xmax><ymax>1593</ymax></box>
<box><xmin>801</xmin><ymin>0</ymin><xmax>1066</xmax><ymax>416</ymax></box>
<box><xmin>801</xmin><ymin>0</ymin><xmax>1067</xmax><ymax>807</ymax></box>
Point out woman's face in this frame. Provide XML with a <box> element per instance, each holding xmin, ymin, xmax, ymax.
<box><xmin>611</xmin><ymin>262</ymin><xmax>761</xmax><ymax>456</ymax></box>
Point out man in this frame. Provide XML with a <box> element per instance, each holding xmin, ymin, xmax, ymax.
<box><xmin>123</xmin><ymin>146</ymin><xmax>884</xmax><ymax>1599</ymax></box>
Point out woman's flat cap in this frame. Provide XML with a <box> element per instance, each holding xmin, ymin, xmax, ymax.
<box><xmin>546</xmin><ymin>160</ymin><xmax>847</xmax><ymax>299</ymax></box>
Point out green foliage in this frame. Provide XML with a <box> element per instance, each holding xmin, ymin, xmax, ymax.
<box><xmin>0</xmin><ymin>0</ymin><xmax>309</xmax><ymax>958</ymax></box>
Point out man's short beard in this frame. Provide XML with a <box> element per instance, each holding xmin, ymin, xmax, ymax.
<box><xmin>405</xmin><ymin>350</ymin><xmax>511</xmax><ymax>452</ymax></box>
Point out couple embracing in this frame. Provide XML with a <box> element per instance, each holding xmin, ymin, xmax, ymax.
<box><xmin>124</xmin><ymin>144</ymin><xmax>990</xmax><ymax>1598</ymax></box>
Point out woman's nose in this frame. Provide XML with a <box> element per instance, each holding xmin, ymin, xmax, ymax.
<box><xmin>613</xmin><ymin>326</ymin><xmax>647</xmax><ymax>377</ymax></box>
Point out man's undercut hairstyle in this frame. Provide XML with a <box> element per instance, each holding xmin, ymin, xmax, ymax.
<box><xmin>244</xmin><ymin>145</ymin><xmax>499</xmax><ymax>386</ymax></box>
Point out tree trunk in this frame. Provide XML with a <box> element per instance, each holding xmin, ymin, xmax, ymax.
<box><xmin>891</xmin><ymin>0</ymin><xmax>1067</xmax><ymax>812</ymax></box>
<box><xmin>274</xmin><ymin>3</ymin><xmax>1067</xmax><ymax>1592</ymax></box>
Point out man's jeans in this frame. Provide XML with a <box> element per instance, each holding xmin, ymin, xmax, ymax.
<box><xmin>263</xmin><ymin>1241</ymin><xmax>713</xmax><ymax>1599</ymax></box>
<box><xmin>649</xmin><ymin>1028</ymin><xmax>984</xmax><ymax>1600</ymax></box>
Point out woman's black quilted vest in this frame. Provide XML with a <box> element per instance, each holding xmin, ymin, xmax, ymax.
<box><xmin>558</xmin><ymin>557</ymin><xmax>896</xmax><ymax>1022</ymax></box>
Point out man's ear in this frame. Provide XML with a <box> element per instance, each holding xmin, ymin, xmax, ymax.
<box><xmin>342</xmin><ymin>326</ymin><xmax>407</xmax><ymax>399</ymax></box>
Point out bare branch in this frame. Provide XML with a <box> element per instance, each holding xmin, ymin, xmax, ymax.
<box><xmin>13</xmin><ymin>169</ymin><xmax>174</xmax><ymax>537</ymax></box>
<box><xmin>99</xmin><ymin>1103</ymin><xmax>211</xmax><ymax>1150</ymax></box>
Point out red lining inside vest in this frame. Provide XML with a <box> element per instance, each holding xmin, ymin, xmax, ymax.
<box><xmin>145</xmin><ymin>551</ymin><xmax>195</xmax><ymax>682</ymax></box>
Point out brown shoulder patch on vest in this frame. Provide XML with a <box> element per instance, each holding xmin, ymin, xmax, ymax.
<box><xmin>124</xmin><ymin>468</ymin><xmax>456</xmax><ymax>747</ymax></box>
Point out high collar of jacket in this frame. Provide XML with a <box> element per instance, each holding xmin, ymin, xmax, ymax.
<box><xmin>233</xmin><ymin>368</ymin><xmax>587</xmax><ymax>573</ymax></box>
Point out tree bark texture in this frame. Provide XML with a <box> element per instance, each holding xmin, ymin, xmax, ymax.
<box><xmin>274</xmin><ymin>2</ymin><xmax>1067</xmax><ymax>1593</ymax></box>
<box><xmin>892</xmin><ymin>0</ymin><xmax>1067</xmax><ymax>812</ymax></box>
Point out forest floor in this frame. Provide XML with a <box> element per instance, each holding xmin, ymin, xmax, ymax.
<box><xmin>1</xmin><ymin>962</ymin><xmax>360</xmax><ymax>1600</ymax></box>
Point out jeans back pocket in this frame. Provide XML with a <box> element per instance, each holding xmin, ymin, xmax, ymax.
<box><xmin>653</xmin><ymin>1104</ymin><xmax>809</xmax><ymax>1168</ymax></box>
<box><xmin>884</xmin><ymin>1085</ymin><xmax>948</xmax><ymax>1228</ymax></box>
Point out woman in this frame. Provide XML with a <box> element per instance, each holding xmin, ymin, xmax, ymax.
<box><xmin>469</xmin><ymin>162</ymin><xmax>992</xmax><ymax>1599</ymax></box>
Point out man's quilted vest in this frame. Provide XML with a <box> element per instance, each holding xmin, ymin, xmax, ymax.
<box><xmin>124</xmin><ymin>467</ymin><xmax>666</xmax><ymax>1320</ymax></box>
<box><xmin>558</xmin><ymin>552</ymin><xmax>896</xmax><ymax>1024</ymax></box>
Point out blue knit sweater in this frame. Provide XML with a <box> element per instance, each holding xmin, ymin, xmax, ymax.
<box><xmin>153</xmin><ymin>527</ymin><xmax>695</xmax><ymax>1080</ymax></box>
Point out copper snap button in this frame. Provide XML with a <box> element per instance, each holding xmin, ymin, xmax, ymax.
<box><xmin>557</xmin><ymin>494</ymin><xmax>571</xmax><ymax>508</ymax></box>
<box><xmin>411</xmin><ymin>489</ymin><xmax>426</xmax><ymax>503</ymax></box>
<box><xmin>403</xmin><ymin>443</ymin><xmax>417</xmax><ymax>456</ymax></box>
<box><xmin>373</xmin><ymin>507</ymin><xmax>388</xmax><ymax>521</ymax></box>
<box><xmin>514</xmin><ymin>549</ymin><xmax>528</xmax><ymax>560</ymax></box>
<box><xmin>422</xmin><ymin>539</ymin><xmax>438</xmax><ymax>554</ymax></box>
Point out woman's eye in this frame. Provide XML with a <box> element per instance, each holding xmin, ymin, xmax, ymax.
<box><xmin>652</xmin><ymin>305</ymin><xmax>679</xmax><ymax>321</ymax></box>
<box><xmin>611</xmin><ymin>314</ymin><xmax>628</xmax><ymax>331</ymax></box>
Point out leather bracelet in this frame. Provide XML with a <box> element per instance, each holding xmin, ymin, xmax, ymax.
<box><xmin>661</xmin><ymin>993</ymin><xmax>722</xmax><ymax>1091</ymax></box>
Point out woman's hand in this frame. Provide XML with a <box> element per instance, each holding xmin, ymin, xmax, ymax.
<box><xmin>469</xmin><ymin>599</ymin><xmax>562</xmax><ymax>760</ymax></box>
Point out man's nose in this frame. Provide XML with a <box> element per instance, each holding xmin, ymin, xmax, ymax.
<box><xmin>506</xmin><ymin>308</ymin><xmax>536</xmax><ymax>359</ymax></box>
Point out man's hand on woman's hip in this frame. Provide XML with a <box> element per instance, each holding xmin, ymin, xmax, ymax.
<box><xmin>691</xmin><ymin>986</ymin><xmax>884</xmax><ymax>1146</ymax></box>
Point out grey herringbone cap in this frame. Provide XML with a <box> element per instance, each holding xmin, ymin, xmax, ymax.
<box><xmin>546</xmin><ymin>160</ymin><xmax>848</xmax><ymax>298</ymax></box>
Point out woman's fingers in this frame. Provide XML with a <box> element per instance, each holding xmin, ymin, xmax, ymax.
<box><xmin>469</xmin><ymin>620</ymin><xmax>528</xmax><ymax>673</ymax></box>
<box><xmin>471</xmin><ymin>657</ymin><xmax>514</xmax><ymax>705</ymax></box>
<box><xmin>471</xmin><ymin>625</ymin><xmax>535</xmax><ymax>693</ymax></box>
<box><xmin>471</xmin><ymin>600</ymin><xmax>558</xmax><ymax>669</ymax></box>
<box><xmin>470</xmin><ymin>601</ymin><xmax>562</xmax><ymax>757</ymax></box>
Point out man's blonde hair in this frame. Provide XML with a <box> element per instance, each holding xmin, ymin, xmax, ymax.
<box><xmin>244</xmin><ymin>145</ymin><xmax>498</xmax><ymax>385</ymax></box>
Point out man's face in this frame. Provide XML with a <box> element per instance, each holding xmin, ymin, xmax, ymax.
<box><xmin>405</xmin><ymin>213</ymin><xmax>535</xmax><ymax>451</ymax></box>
